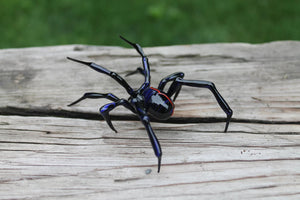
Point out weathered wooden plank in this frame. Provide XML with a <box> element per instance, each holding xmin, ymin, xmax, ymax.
<box><xmin>0</xmin><ymin>41</ymin><xmax>300</xmax><ymax>122</ymax></box>
<box><xmin>1</xmin><ymin>41</ymin><xmax>300</xmax><ymax>199</ymax></box>
<box><xmin>1</xmin><ymin>116</ymin><xmax>300</xmax><ymax>200</ymax></box>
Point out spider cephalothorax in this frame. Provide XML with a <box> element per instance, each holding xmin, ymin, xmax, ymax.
<box><xmin>67</xmin><ymin>36</ymin><xmax>233</xmax><ymax>172</ymax></box>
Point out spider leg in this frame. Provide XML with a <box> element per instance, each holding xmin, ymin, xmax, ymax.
<box><xmin>125</xmin><ymin>67</ymin><xmax>144</xmax><ymax>77</ymax></box>
<box><xmin>100</xmin><ymin>99</ymin><xmax>135</xmax><ymax>133</ymax></box>
<box><xmin>68</xmin><ymin>92</ymin><xmax>119</xmax><ymax>106</ymax></box>
<box><xmin>142</xmin><ymin>115</ymin><xmax>162</xmax><ymax>173</ymax></box>
<box><xmin>120</xmin><ymin>36</ymin><xmax>150</xmax><ymax>94</ymax></box>
<box><xmin>158</xmin><ymin>72</ymin><xmax>185</xmax><ymax>91</ymax></box>
<box><xmin>120</xmin><ymin>36</ymin><xmax>146</xmax><ymax>57</ymax></box>
<box><xmin>67</xmin><ymin>57</ymin><xmax>134</xmax><ymax>96</ymax></box>
<box><xmin>174</xmin><ymin>78</ymin><xmax>233</xmax><ymax>132</ymax></box>
<box><xmin>132</xmin><ymin>102</ymin><xmax>162</xmax><ymax>173</ymax></box>
<box><xmin>158</xmin><ymin>72</ymin><xmax>185</xmax><ymax>101</ymax></box>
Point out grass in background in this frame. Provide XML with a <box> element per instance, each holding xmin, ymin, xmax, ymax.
<box><xmin>0</xmin><ymin>0</ymin><xmax>299</xmax><ymax>49</ymax></box>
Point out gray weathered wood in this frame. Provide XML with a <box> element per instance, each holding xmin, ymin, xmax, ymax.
<box><xmin>0</xmin><ymin>41</ymin><xmax>300</xmax><ymax>199</ymax></box>
<box><xmin>1</xmin><ymin>116</ymin><xmax>300</xmax><ymax>199</ymax></box>
<box><xmin>1</xmin><ymin>41</ymin><xmax>300</xmax><ymax>121</ymax></box>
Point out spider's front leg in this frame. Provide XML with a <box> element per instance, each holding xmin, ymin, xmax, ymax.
<box><xmin>132</xmin><ymin>101</ymin><xmax>162</xmax><ymax>173</ymax></box>
<box><xmin>140</xmin><ymin>114</ymin><xmax>162</xmax><ymax>173</ymax></box>
<box><xmin>120</xmin><ymin>36</ymin><xmax>150</xmax><ymax>94</ymax></box>
<box><xmin>100</xmin><ymin>99</ymin><xmax>135</xmax><ymax>133</ymax></box>
<box><xmin>172</xmin><ymin>78</ymin><xmax>233</xmax><ymax>132</ymax></box>
<box><xmin>67</xmin><ymin>57</ymin><xmax>135</xmax><ymax>96</ymax></box>
<box><xmin>68</xmin><ymin>92</ymin><xmax>120</xmax><ymax>106</ymax></box>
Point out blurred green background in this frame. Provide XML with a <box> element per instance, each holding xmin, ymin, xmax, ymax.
<box><xmin>0</xmin><ymin>0</ymin><xmax>299</xmax><ymax>49</ymax></box>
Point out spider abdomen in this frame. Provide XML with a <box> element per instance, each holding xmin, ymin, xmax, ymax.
<box><xmin>143</xmin><ymin>87</ymin><xmax>174</xmax><ymax>120</ymax></box>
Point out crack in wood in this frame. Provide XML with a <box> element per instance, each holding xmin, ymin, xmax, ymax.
<box><xmin>0</xmin><ymin>140</ymin><xmax>95</xmax><ymax>146</ymax></box>
<box><xmin>1</xmin><ymin>106</ymin><xmax>299</xmax><ymax>125</ymax></box>
<box><xmin>114</xmin><ymin>177</ymin><xmax>141</xmax><ymax>182</ymax></box>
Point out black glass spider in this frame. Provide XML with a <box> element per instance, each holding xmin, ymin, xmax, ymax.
<box><xmin>67</xmin><ymin>36</ymin><xmax>233</xmax><ymax>173</ymax></box>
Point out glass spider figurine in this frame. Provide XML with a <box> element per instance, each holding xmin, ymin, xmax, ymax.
<box><xmin>67</xmin><ymin>36</ymin><xmax>233</xmax><ymax>173</ymax></box>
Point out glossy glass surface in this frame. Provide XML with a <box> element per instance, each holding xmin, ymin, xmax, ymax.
<box><xmin>143</xmin><ymin>87</ymin><xmax>174</xmax><ymax>120</ymax></box>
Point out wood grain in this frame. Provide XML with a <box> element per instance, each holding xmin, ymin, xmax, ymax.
<box><xmin>1</xmin><ymin>116</ymin><xmax>300</xmax><ymax>199</ymax></box>
<box><xmin>0</xmin><ymin>41</ymin><xmax>300</xmax><ymax>199</ymax></box>
<box><xmin>1</xmin><ymin>41</ymin><xmax>300</xmax><ymax>122</ymax></box>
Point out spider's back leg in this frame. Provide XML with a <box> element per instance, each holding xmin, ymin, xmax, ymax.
<box><xmin>158</xmin><ymin>72</ymin><xmax>185</xmax><ymax>101</ymax></box>
<box><xmin>173</xmin><ymin>78</ymin><xmax>233</xmax><ymax>132</ymax></box>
